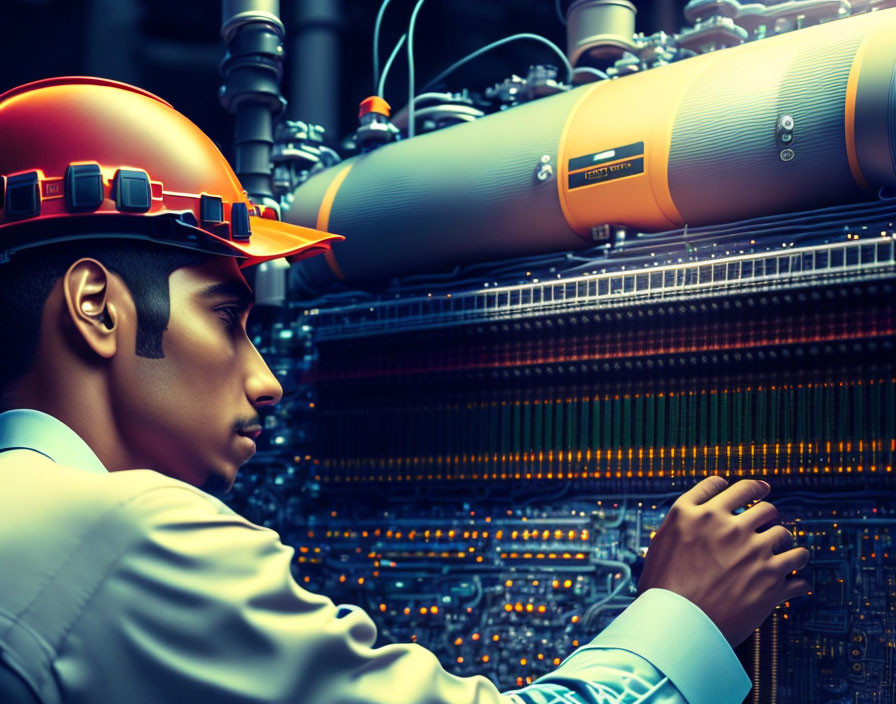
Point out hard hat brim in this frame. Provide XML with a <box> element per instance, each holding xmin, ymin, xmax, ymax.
<box><xmin>0</xmin><ymin>213</ymin><xmax>342</xmax><ymax>267</ymax></box>
<box><xmin>195</xmin><ymin>215</ymin><xmax>344</xmax><ymax>267</ymax></box>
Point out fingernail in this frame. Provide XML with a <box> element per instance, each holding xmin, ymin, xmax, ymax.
<box><xmin>759</xmin><ymin>480</ymin><xmax>771</xmax><ymax>490</ymax></box>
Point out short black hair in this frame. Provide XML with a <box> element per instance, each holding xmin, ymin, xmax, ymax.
<box><xmin>0</xmin><ymin>238</ymin><xmax>211</xmax><ymax>391</ymax></box>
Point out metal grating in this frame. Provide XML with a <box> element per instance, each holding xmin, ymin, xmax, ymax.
<box><xmin>304</xmin><ymin>238</ymin><xmax>896</xmax><ymax>340</ymax></box>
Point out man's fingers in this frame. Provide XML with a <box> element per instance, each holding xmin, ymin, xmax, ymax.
<box><xmin>708</xmin><ymin>478</ymin><xmax>770</xmax><ymax>513</ymax></box>
<box><xmin>740</xmin><ymin>501</ymin><xmax>779</xmax><ymax>530</ymax></box>
<box><xmin>770</xmin><ymin>546</ymin><xmax>810</xmax><ymax>575</ymax></box>
<box><xmin>760</xmin><ymin>524</ymin><xmax>795</xmax><ymax>554</ymax></box>
<box><xmin>679</xmin><ymin>475</ymin><xmax>730</xmax><ymax>506</ymax></box>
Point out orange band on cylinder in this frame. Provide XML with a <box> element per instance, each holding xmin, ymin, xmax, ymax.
<box><xmin>555</xmin><ymin>84</ymin><xmax>599</xmax><ymax>239</ymax></box>
<box><xmin>557</xmin><ymin>57</ymin><xmax>702</xmax><ymax>234</ymax></box>
<box><xmin>316</xmin><ymin>162</ymin><xmax>355</xmax><ymax>281</ymax></box>
<box><xmin>844</xmin><ymin>32</ymin><xmax>873</xmax><ymax>192</ymax></box>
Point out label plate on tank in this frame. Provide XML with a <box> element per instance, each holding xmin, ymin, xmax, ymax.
<box><xmin>568</xmin><ymin>156</ymin><xmax>644</xmax><ymax>189</ymax></box>
<box><xmin>568</xmin><ymin>141</ymin><xmax>644</xmax><ymax>172</ymax></box>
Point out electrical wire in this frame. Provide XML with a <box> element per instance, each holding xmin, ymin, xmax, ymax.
<box><xmin>582</xmin><ymin>559</ymin><xmax>633</xmax><ymax>627</ymax></box>
<box><xmin>378</xmin><ymin>33</ymin><xmax>407</xmax><ymax>98</ymax></box>
<box><xmin>409</xmin><ymin>91</ymin><xmax>460</xmax><ymax>105</ymax></box>
<box><xmin>555</xmin><ymin>0</ymin><xmax>567</xmax><ymax>25</ymax></box>
<box><xmin>420</xmin><ymin>32</ymin><xmax>574</xmax><ymax>95</ymax></box>
<box><xmin>467</xmin><ymin>575</ymin><xmax>484</xmax><ymax>609</ymax></box>
<box><xmin>576</xmin><ymin>598</ymin><xmax>634</xmax><ymax>630</ymax></box>
<box><xmin>406</xmin><ymin>105</ymin><xmax>481</xmax><ymax>123</ymax></box>
<box><xmin>604</xmin><ymin>497</ymin><xmax>627</xmax><ymax>528</ymax></box>
<box><xmin>372</xmin><ymin>0</ymin><xmax>393</xmax><ymax>94</ymax></box>
<box><xmin>574</xmin><ymin>66</ymin><xmax>610</xmax><ymax>80</ymax></box>
<box><xmin>407</xmin><ymin>0</ymin><xmax>427</xmax><ymax>138</ymax></box>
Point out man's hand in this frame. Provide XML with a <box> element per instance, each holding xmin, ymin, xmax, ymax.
<box><xmin>637</xmin><ymin>476</ymin><xmax>810</xmax><ymax>647</ymax></box>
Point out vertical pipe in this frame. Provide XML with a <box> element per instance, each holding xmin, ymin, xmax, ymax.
<box><xmin>220</xmin><ymin>0</ymin><xmax>287</xmax><ymax>211</ymax></box>
<box><xmin>647</xmin><ymin>0</ymin><xmax>684</xmax><ymax>35</ymax></box>
<box><xmin>289</xmin><ymin>0</ymin><xmax>343</xmax><ymax>140</ymax></box>
<box><xmin>84</xmin><ymin>0</ymin><xmax>141</xmax><ymax>85</ymax></box>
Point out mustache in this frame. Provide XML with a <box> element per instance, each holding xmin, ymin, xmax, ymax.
<box><xmin>233</xmin><ymin>415</ymin><xmax>263</xmax><ymax>434</ymax></box>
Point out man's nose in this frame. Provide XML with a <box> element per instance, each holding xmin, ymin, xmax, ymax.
<box><xmin>244</xmin><ymin>343</ymin><xmax>284</xmax><ymax>407</ymax></box>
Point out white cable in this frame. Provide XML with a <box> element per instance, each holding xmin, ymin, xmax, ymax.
<box><xmin>574</xmin><ymin>66</ymin><xmax>610</xmax><ymax>80</ymax></box>
<box><xmin>372</xmin><ymin>0</ymin><xmax>393</xmax><ymax>94</ymax></box>
<box><xmin>555</xmin><ymin>0</ymin><xmax>567</xmax><ymax>25</ymax></box>
<box><xmin>378</xmin><ymin>33</ymin><xmax>407</xmax><ymax>98</ymax></box>
<box><xmin>406</xmin><ymin>0</ymin><xmax>427</xmax><ymax>138</ymax></box>
<box><xmin>420</xmin><ymin>32</ymin><xmax>574</xmax><ymax>95</ymax></box>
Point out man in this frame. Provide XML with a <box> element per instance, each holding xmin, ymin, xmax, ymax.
<box><xmin>0</xmin><ymin>77</ymin><xmax>809</xmax><ymax>704</ymax></box>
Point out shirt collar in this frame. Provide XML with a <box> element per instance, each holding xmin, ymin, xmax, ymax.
<box><xmin>0</xmin><ymin>409</ymin><xmax>108</xmax><ymax>473</ymax></box>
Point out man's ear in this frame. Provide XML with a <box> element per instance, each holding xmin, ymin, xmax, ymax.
<box><xmin>61</xmin><ymin>258</ymin><xmax>121</xmax><ymax>360</ymax></box>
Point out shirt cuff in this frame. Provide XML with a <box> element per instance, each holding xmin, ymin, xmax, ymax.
<box><xmin>556</xmin><ymin>589</ymin><xmax>752</xmax><ymax>704</ymax></box>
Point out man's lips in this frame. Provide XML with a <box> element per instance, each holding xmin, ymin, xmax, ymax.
<box><xmin>237</xmin><ymin>425</ymin><xmax>262</xmax><ymax>440</ymax></box>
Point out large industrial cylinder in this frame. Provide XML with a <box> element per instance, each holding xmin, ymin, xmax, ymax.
<box><xmin>287</xmin><ymin>8</ymin><xmax>896</xmax><ymax>290</ymax></box>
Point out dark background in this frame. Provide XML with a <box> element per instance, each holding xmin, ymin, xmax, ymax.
<box><xmin>0</xmin><ymin>0</ymin><xmax>687</xmax><ymax>159</ymax></box>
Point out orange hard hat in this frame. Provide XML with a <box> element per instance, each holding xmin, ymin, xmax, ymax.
<box><xmin>0</xmin><ymin>76</ymin><xmax>343</xmax><ymax>266</ymax></box>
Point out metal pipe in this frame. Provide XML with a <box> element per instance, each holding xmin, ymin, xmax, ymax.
<box><xmin>220</xmin><ymin>0</ymin><xmax>287</xmax><ymax>212</ymax></box>
<box><xmin>288</xmin><ymin>0</ymin><xmax>343</xmax><ymax>140</ymax></box>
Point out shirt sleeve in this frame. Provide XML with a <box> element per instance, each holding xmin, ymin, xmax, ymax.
<box><xmin>56</xmin><ymin>482</ymin><xmax>750</xmax><ymax>704</ymax></box>
<box><xmin>507</xmin><ymin>589</ymin><xmax>752</xmax><ymax>704</ymax></box>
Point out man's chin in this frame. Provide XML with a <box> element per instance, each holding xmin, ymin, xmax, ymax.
<box><xmin>199</xmin><ymin>471</ymin><xmax>235</xmax><ymax>497</ymax></box>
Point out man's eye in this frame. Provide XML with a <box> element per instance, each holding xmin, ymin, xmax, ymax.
<box><xmin>216</xmin><ymin>306</ymin><xmax>242</xmax><ymax>329</ymax></box>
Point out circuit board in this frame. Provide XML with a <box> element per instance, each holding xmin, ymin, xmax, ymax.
<box><xmin>230</xmin><ymin>202</ymin><xmax>896</xmax><ymax>702</ymax></box>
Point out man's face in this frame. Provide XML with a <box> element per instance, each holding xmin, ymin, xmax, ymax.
<box><xmin>111</xmin><ymin>256</ymin><xmax>282</xmax><ymax>490</ymax></box>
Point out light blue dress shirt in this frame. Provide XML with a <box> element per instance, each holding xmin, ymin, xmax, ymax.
<box><xmin>0</xmin><ymin>408</ymin><xmax>107</xmax><ymax>474</ymax></box>
<box><xmin>0</xmin><ymin>409</ymin><xmax>752</xmax><ymax>703</ymax></box>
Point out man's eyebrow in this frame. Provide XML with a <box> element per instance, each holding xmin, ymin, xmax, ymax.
<box><xmin>197</xmin><ymin>280</ymin><xmax>255</xmax><ymax>309</ymax></box>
